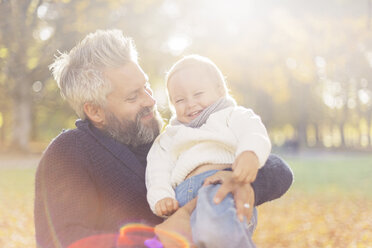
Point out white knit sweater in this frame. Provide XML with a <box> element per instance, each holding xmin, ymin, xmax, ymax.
<box><xmin>145</xmin><ymin>106</ymin><xmax>271</xmax><ymax>213</ymax></box>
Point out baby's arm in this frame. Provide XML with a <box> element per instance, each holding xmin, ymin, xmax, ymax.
<box><xmin>155</xmin><ymin>197</ymin><xmax>179</xmax><ymax>217</ymax></box>
<box><xmin>146</xmin><ymin>137</ymin><xmax>178</xmax><ymax>217</ymax></box>
<box><xmin>232</xmin><ymin>151</ymin><xmax>260</xmax><ymax>183</ymax></box>
<box><xmin>228</xmin><ymin>107</ymin><xmax>272</xmax><ymax>183</ymax></box>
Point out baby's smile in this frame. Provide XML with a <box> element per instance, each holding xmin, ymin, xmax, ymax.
<box><xmin>188</xmin><ymin>109</ymin><xmax>203</xmax><ymax>119</ymax></box>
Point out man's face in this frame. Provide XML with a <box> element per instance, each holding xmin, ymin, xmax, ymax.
<box><xmin>101</xmin><ymin>62</ymin><xmax>161</xmax><ymax>146</ymax></box>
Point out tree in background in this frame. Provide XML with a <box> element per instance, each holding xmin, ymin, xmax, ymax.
<box><xmin>0</xmin><ymin>0</ymin><xmax>371</xmax><ymax>152</ymax></box>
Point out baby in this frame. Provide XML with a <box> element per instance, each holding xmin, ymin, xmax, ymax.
<box><xmin>146</xmin><ymin>55</ymin><xmax>271</xmax><ymax>248</ymax></box>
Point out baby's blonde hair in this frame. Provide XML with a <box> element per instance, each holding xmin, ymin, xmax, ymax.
<box><xmin>165</xmin><ymin>54</ymin><xmax>230</xmax><ymax>98</ymax></box>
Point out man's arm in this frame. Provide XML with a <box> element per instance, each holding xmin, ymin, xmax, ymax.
<box><xmin>206</xmin><ymin>154</ymin><xmax>293</xmax><ymax>221</ymax></box>
<box><xmin>252</xmin><ymin>154</ymin><xmax>293</xmax><ymax>206</ymax></box>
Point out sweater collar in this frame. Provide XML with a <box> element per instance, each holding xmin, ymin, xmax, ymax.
<box><xmin>75</xmin><ymin>119</ymin><xmax>146</xmax><ymax>180</ymax></box>
<box><xmin>170</xmin><ymin>97</ymin><xmax>236</xmax><ymax>128</ymax></box>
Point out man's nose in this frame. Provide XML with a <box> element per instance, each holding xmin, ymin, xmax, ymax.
<box><xmin>142</xmin><ymin>88</ymin><xmax>156</xmax><ymax>107</ymax></box>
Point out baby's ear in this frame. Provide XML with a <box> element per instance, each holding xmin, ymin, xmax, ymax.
<box><xmin>217</xmin><ymin>84</ymin><xmax>226</xmax><ymax>96</ymax></box>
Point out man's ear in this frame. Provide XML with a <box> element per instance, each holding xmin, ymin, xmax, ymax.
<box><xmin>83</xmin><ymin>102</ymin><xmax>105</xmax><ymax>128</ymax></box>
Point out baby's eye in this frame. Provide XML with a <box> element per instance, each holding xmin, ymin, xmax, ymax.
<box><xmin>175</xmin><ymin>99</ymin><xmax>184</xmax><ymax>104</ymax></box>
<box><xmin>195</xmin><ymin>92</ymin><xmax>204</xmax><ymax>96</ymax></box>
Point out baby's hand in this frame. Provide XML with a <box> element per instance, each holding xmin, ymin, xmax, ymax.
<box><xmin>155</xmin><ymin>197</ymin><xmax>179</xmax><ymax>217</ymax></box>
<box><xmin>232</xmin><ymin>151</ymin><xmax>260</xmax><ymax>183</ymax></box>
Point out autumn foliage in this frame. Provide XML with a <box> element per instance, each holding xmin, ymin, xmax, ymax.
<box><xmin>1</xmin><ymin>155</ymin><xmax>371</xmax><ymax>247</ymax></box>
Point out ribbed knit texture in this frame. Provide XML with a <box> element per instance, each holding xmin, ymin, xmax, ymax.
<box><xmin>170</xmin><ymin>97</ymin><xmax>236</xmax><ymax>128</ymax></box>
<box><xmin>34</xmin><ymin>120</ymin><xmax>162</xmax><ymax>248</ymax></box>
<box><xmin>146</xmin><ymin>106</ymin><xmax>273</xmax><ymax>213</ymax></box>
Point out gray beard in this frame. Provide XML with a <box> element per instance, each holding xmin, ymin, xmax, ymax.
<box><xmin>102</xmin><ymin>107</ymin><xmax>161</xmax><ymax>147</ymax></box>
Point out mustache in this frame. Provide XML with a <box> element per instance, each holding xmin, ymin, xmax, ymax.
<box><xmin>137</xmin><ymin>107</ymin><xmax>154</xmax><ymax>119</ymax></box>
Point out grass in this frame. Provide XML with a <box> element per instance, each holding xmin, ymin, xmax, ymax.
<box><xmin>0</xmin><ymin>168</ymin><xmax>36</xmax><ymax>194</ymax></box>
<box><xmin>285</xmin><ymin>154</ymin><xmax>372</xmax><ymax>197</ymax></box>
<box><xmin>254</xmin><ymin>154</ymin><xmax>372</xmax><ymax>248</ymax></box>
<box><xmin>0</xmin><ymin>153</ymin><xmax>372</xmax><ymax>247</ymax></box>
<box><xmin>0</xmin><ymin>168</ymin><xmax>36</xmax><ymax>248</ymax></box>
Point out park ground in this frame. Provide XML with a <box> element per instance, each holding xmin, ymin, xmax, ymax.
<box><xmin>0</xmin><ymin>152</ymin><xmax>371</xmax><ymax>248</ymax></box>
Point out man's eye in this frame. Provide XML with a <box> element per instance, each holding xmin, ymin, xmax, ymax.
<box><xmin>126</xmin><ymin>95</ymin><xmax>137</xmax><ymax>102</ymax></box>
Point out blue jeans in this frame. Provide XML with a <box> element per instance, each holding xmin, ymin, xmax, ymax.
<box><xmin>175</xmin><ymin>170</ymin><xmax>257</xmax><ymax>248</ymax></box>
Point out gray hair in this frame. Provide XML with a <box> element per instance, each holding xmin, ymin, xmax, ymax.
<box><xmin>49</xmin><ymin>29</ymin><xmax>138</xmax><ymax>119</ymax></box>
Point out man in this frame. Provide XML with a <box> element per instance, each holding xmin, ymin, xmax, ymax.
<box><xmin>34</xmin><ymin>29</ymin><xmax>293</xmax><ymax>248</ymax></box>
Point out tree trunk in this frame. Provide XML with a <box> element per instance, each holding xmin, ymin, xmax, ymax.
<box><xmin>314</xmin><ymin>123</ymin><xmax>320</xmax><ymax>147</ymax></box>
<box><xmin>297</xmin><ymin>84</ymin><xmax>309</xmax><ymax>149</ymax></box>
<box><xmin>340</xmin><ymin>121</ymin><xmax>346</xmax><ymax>147</ymax></box>
<box><xmin>368</xmin><ymin>110</ymin><xmax>372</xmax><ymax>148</ymax></box>
<box><xmin>340</xmin><ymin>104</ymin><xmax>348</xmax><ymax>148</ymax></box>
<box><xmin>8</xmin><ymin>0</ymin><xmax>33</xmax><ymax>152</ymax></box>
<box><xmin>0</xmin><ymin>113</ymin><xmax>4</xmax><ymax>146</ymax></box>
<box><xmin>11</xmin><ymin>78</ymin><xmax>32</xmax><ymax>152</ymax></box>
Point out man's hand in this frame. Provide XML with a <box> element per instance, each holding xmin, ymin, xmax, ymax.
<box><xmin>155</xmin><ymin>198</ymin><xmax>197</xmax><ymax>248</ymax></box>
<box><xmin>204</xmin><ymin>170</ymin><xmax>255</xmax><ymax>223</ymax></box>
<box><xmin>232</xmin><ymin>151</ymin><xmax>260</xmax><ymax>183</ymax></box>
<box><xmin>155</xmin><ymin>197</ymin><xmax>179</xmax><ymax>217</ymax></box>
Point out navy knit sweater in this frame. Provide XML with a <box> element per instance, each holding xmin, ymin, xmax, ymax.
<box><xmin>34</xmin><ymin>119</ymin><xmax>293</xmax><ymax>248</ymax></box>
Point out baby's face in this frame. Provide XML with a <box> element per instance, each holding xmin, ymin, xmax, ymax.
<box><xmin>168</xmin><ymin>67</ymin><xmax>224</xmax><ymax>124</ymax></box>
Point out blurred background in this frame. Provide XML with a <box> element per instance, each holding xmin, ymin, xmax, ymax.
<box><xmin>0</xmin><ymin>0</ymin><xmax>371</xmax><ymax>247</ymax></box>
<box><xmin>0</xmin><ymin>0</ymin><xmax>372</xmax><ymax>153</ymax></box>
